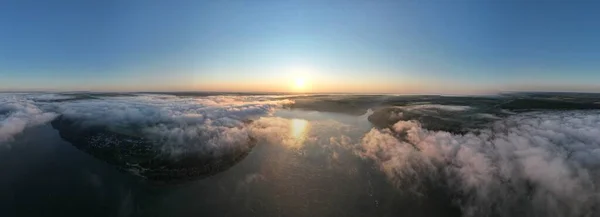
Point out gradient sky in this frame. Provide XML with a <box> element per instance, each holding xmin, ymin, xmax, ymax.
<box><xmin>1</xmin><ymin>0</ymin><xmax>599</xmax><ymax>94</ymax></box>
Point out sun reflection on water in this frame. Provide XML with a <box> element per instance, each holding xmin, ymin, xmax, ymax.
<box><xmin>289</xmin><ymin>119</ymin><xmax>309</xmax><ymax>148</ymax></box>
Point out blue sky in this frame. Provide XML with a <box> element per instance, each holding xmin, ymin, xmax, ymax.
<box><xmin>1</xmin><ymin>0</ymin><xmax>599</xmax><ymax>93</ymax></box>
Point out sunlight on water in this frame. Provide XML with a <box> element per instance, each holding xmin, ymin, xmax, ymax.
<box><xmin>289</xmin><ymin>119</ymin><xmax>309</xmax><ymax>148</ymax></box>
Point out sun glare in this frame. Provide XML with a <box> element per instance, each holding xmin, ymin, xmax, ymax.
<box><xmin>288</xmin><ymin>118</ymin><xmax>309</xmax><ymax>149</ymax></box>
<box><xmin>295</xmin><ymin>78</ymin><xmax>305</xmax><ymax>89</ymax></box>
<box><xmin>288</xmin><ymin>65</ymin><xmax>314</xmax><ymax>92</ymax></box>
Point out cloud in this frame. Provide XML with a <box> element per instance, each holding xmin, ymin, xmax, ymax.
<box><xmin>52</xmin><ymin>94</ymin><xmax>294</xmax><ymax>156</ymax></box>
<box><xmin>475</xmin><ymin>113</ymin><xmax>501</xmax><ymax>119</ymax></box>
<box><xmin>0</xmin><ymin>95</ymin><xmax>58</xmax><ymax>144</ymax></box>
<box><xmin>25</xmin><ymin>93</ymin><xmax>75</xmax><ymax>101</ymax></box>
<box><xmin>356</xmin><ymin>111</ymin><xmax>600</xmax><ymax>217</ymax></box>
<box><xmin>3</xmin><ymin>92</ymin><xmax>600</xmax><ymax>215</ymax></box>
<box><xmin>400</xmin><ymin>104</ymin><xmax>472</xmax><ymax>112</ymax></box>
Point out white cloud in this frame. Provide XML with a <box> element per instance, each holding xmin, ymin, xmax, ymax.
<box><xmin>0</xmin><ymin>95</ymin><xmax>58</xmax><ymax>144</ymax></box>
<box><xmin>357</xmin><ymin>111</ymin><xmax>600</xmax><ymax>217</ymax></box>
<box><xmin>52</xmin><ymin>94</ymin><xmax>294</xmax><ymax>156</ymax></box>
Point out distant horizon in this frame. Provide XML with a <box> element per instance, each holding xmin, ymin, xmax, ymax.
<box><xmin>3</xmin><ymin>89</ymin><xmax>600</xmax><ymax>96</ymax></box>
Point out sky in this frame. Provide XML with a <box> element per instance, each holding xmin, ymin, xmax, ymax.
<box><xmin>1</xmin><ymin>0</ymin><xmax>599</xmax><ymax>94</ymax></box>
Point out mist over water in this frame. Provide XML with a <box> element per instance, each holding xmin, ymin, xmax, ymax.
<box><xmin>1</xmin><ymin>92</ymin><xmax>600</xmax><ymax>217</ymax></box>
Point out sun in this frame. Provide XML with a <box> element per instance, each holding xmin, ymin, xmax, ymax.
<box><xmin>287</xmin><ymin>65</ymin><xmax>314</xmax><ymax>92</ymax></box>
<box><xmin>295</xmin><ymin>78</ymin><xmax>306</xmax><ymax>89</ymax></box>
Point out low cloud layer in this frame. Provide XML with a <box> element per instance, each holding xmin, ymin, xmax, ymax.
<box><xmin>1</xmin><ymin>93</ymin><xmax>295</xmax><ymax>156</ymax></box>
<box><xmin>400</xmin><ymin>104</ymin><xmax>472</xmax><ymax>112</ymax></box>
<box><xmin>357</xmin><ymin>111</ymin><xmax>600</xmax><ymax>217</ymax></box>
<box><xmin>53</xmin><ymin>94</ymin><xmax>294</xmax><ymax>156</ymax></box>
<box><xmin>3</xmin><ymin>93</ymin><xmax>600</xmax><ymax>216</ymax></box>
<box><xmin>0</xmin><ymin>94</ymin><xmax>58</xmax><ymax>144</ymax></box>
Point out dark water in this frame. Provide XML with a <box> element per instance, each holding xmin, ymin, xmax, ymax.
<box><xmin>0</xmin><ymin>110</ymin><xmax>461</xmax><ymax>217</ymax></box>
